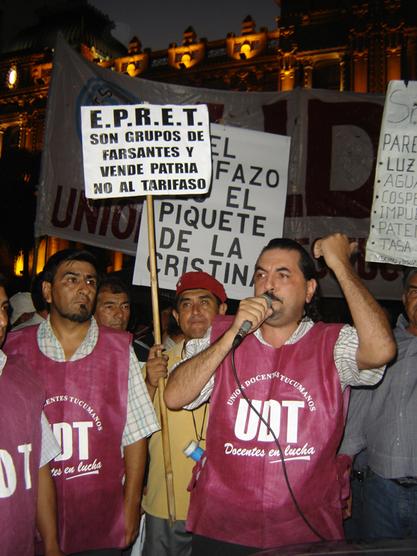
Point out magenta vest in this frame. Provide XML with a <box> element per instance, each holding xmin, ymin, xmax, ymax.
<box><xmin>186</xmin><ymin>317</ymin><xmax>346</xmax><ymax>549</ymax></box>
<box><xmin>0</xmin><ymin>354</ymin><xmax>44</xmax><ymax>556</ymax></box>
<box><xmin>4</xmin><ymin>324</ymin><xmax>130</xmax><ymax>554</ymax></box>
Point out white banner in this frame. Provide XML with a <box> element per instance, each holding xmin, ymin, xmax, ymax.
<box><xmin>133</xmin><ymin>124</ymin><xmax>290</xmax><ymax>299</ymax></box>
<box><xmin>37</xmin><ymin>34</ymin><xmax>406</xmax><ymax>299</ymax></box>
<box><xmin>366</xmin><ymin>80</ymin><xmax>417</xmax><ymax>267</ymax></box>
<box><xmin>81</xmin><ymin>104</ymin><xmax>212</xmax><ymax>199</ymax></box>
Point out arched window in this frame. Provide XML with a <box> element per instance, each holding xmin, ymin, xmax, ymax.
<box><xmin>312</xmin><ymin>59</ymin><xmax>340</xmax><ymax>90</ymax></box>
<box><xmin>3</xmin><ymin>125</ymin><xmax>21</xmax><ymax>152</ymax></box>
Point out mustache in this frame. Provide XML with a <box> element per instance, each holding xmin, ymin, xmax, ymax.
<box><xmin>263</xmin><ymin>292</ymin><xmax>283</xmax><ymax>303</ymax></box>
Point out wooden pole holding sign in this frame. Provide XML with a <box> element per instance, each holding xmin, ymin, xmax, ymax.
<box><xmin>146</xmin><ymin>194</ymin><xmax>176</xmax><ymax>524</ymax></box>
<box><xmin>80</xmin><ymin>102</ymin><xmax>213</xmax><ymax>526</ymax></box>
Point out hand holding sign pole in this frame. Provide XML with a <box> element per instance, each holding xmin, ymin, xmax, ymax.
<box><xmin>81</xmin><ymin>103</ymin><xmax>212</xmax><ymax>524</ymax></box>
<box><xmin>146</xmin><ymin>194</ymin><xmax>176</xmax><ymax>524</ymax></box>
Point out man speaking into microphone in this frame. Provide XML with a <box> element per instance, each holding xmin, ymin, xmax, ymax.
<box><xmin>164</xmin><ymin>233</ymin><xmax>396</xmax><ymax>555</ymax></box>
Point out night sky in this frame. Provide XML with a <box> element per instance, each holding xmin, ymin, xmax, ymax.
<box><xmin>89</xmin><ymin>0</ymin><xmax>280</xmax><ymax>51</ymax></box>
<box><xmin>0</xmin><ymin>0</ymin><xmax>280</xmax><ymax>54</ymax></box>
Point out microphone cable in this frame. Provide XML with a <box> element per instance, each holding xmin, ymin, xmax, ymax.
<box><xmin>231</xmin><ymin>345</ymin><xmax>327</xmax><ymax>543</ymax></box>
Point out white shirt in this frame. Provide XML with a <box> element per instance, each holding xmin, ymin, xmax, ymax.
<box><xmin>180</xmin><ymin>318</ymin><xmax>386</xmax><ymax>409</ymax></box>
<box><xmin>37</xmin><ymin>316</ymin><xmax>160</xmax><ymax>445</ymax></box>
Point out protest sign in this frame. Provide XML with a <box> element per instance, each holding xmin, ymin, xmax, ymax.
<box><xmin>81</xmin><ymin>104</ymin><xmax>211</xmax><ymax>199</ymax></box>
<box><xmin>39</xmin><ymin>35</ymin><xmax>408</xmax><ymax>300</ymax></box>
<box><xmin>366</xmin><ymin>80</ymin><xmax>417</xmax><ymax>267</ymax></box>
<box><xmin>133</xmin><ymin>123</ymin><xmax>291</xmax><ymax>300</ymax></box>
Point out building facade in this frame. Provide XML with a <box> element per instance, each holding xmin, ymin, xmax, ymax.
<box><xmin>0</xmin><ymin>0</ymin><xmax>416</xmax><ymax>279</ymax></box>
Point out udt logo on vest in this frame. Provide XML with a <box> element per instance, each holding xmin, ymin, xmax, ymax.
<box><xmin>234</xmin><ymin>399</ymin><xmax>305</xmax><ymax>443</ymax></box>
<box><xmin>0</xmin><ymin>443</ymin><xmax>33</xmax><ymax>497</ymax></box>
<box><xmin>49</xmin><ymin>421</ymin><xmax>103</xmax><ymax>480</ymax></box>
<box><xmin>53</xmin><ymin>421</ymin><xmax>93</xmax><ymax>461</ymax></box>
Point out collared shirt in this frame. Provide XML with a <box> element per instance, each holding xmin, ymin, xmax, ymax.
<box><xmin>340</xmin><ymin>313</ymin><xmax>417</xmax><ymax>478</ymax></box>
<box><xmin>12</xmin><ymin>312</ymin><xmax>45</xmax><ymax>331</ymax></box>
<box><xmin>37</xmin><ymin>316</ymin><xmax>159</xmax><ymax>446</ymax></box>
<box><xmin>0</xmin><ymin>349</ymin><xmax>60</xmax><ymax>466</ymax></box>
<box><xmin>181</xmin><ymin>317</ymin><xmax>385</xmax><ymax>409</ymax></box>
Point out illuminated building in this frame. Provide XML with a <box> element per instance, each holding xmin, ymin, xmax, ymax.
<box><xmin>0</xmin><ymin>1</ymin><xmax>126</xmax><ymax>279</ymax></box>
<box><xmin>0</xmin><ymin>0</ymin><xmax>416</xmax><ymax>280</ymax></box>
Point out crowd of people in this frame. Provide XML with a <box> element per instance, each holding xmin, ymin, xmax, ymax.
<box><xmin>1</xmin><ymin>231</ymin><xmax>416</xmax><ymax>555</ymax></box>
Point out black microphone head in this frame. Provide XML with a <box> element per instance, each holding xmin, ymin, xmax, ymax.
<box><xmin>239</xmin><ymin>320</ymin><xmax>252</xmax><ymax>335</ymax></box>
<box><xmin>261</xmin><ymin>292</ymin><xmax>273</xmax><ymax>308</ymax></box>
<box><xmin>232</xmin><ymin>294</ymin><xmax>272</xmax><ymax>349</ymax></box>
<box><xmin>232</xmin><ymin>319</ymin><xmax>252</xmax><ymax>349</ymax></box>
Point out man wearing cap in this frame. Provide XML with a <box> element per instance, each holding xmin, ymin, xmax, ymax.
<box><xmin>141</xmin><ymin>271</ymin><xmax>227</xmax><ymax>556</ymax></box>
<box><xmin>13</xmin><ymin>272</ymin><xmax>49</xmax><ymax>331</ymax></box>
<box><xmin>9</xmin><ymin>291</ymin><xmax>36</xmax><ymax>329</ymax></box>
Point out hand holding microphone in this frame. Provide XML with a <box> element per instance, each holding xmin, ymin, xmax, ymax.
<box><xmin>232</xmin><ymin>293</ymin><xmax>273</xmax><ymax>349</ymax></box>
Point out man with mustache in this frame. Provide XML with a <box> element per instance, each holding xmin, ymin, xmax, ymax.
<box><xmin>142</xmin><ymin>271</ymin><xmax>227</xmax><ymax>556</ymax></box>
<box><xmin>94</xmin><ymin>273</ymin><xmax>168</xmax><ymax>402</ymax></box>
<box><xmin>4</xmin><ymin>249</ymin><xmax>159</xmax><ymax>556</ymax></box>
<box><xmin>94</xmin><ymin>275</ymin><xmax>132</xmax><ymax>333</ymax></box>
<box><xmin>165</xmin><ymin>234</ymin><xmax>396</xmax><ymax>555</ymax></box>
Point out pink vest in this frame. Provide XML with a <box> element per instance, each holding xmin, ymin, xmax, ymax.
<box><xmin>5</xmin><ymin>324</ymin><xmax>130</xmax><ymax>554</ymax></box>
<box><xmin>187</xmin><ymin>317</ymin><xmax>346</xmax><ymax>549</ymax></box>
<box><xmin>0</xmin><ymin>354</ymin><xmax>44</xmax><ymax>556</ymax></box>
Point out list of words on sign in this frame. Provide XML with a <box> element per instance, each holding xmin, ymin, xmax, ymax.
<box><xmin>366</xmin><ymin>80</ymin><xmax>417</xmax><ymax>266</ymax></box>
<box><xmin>80</xmin><ymin>104</ymin><xmax>212</xmax><ymax>199</ymax></box>
<box><xmin>134</xmin><ymin>123</ymin><xmax>291</xmax><ymax>300</ymax></box>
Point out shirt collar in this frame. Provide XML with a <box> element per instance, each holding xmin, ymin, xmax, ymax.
<box><xmin>254</xmin><ymin>316</ymin><xmax>314</xmax><ymax>346</ymax></box>
<box><xmin>396</xmin><ymin>313</ymin><xmax>409</xmax><ymax>331</ymax></box>
<box><xmin>37</xmin><ymin>315</ymin><xmax>98</xmax><ymax>362</ymax></box>
<box><xmin>0</xmin><ymin>349</ymin><xmax>6</xmax><ymax>376</ymax></box>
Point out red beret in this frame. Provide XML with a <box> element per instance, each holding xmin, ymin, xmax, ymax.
<box><xmin>176</xmin><ymin>272</ymin><xmax>227</xmax><ymax>303</ymax></box>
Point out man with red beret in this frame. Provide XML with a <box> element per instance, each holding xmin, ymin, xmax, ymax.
<box><xmin>141</xmin><ymin>271</ymin><xmax>227</xmax><ymax>556</ymax></box>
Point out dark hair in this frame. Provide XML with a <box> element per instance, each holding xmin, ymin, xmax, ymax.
<box><xmin>30</xmin><ymin>271</ymin><xmax>48</xmax><ymax>313</ymax></box>
<box><xmin>167</xmin><ymin>312</ymin><xmax>183</xmax><ymax>336</ymax></box>
<box><xmin>98</xmin><ymin>274</ymin><xmax>131</xmax><ymax>301</ymax></box>
<box><xmin>43</xmin><ymin>249</ymin><xmax>100</xmax><ymax>284</ymax></box>
<box><xmin>257</xmin><ymin>238</ymin><xmax>321</xmax><ymax>321</ymax></box>
<box><xmin>403</xmin><ymin>267</ymin><xmax>417</xmax><ymax>290</ymax></box>
<box><xmin>0</xmin><ymin>274</ymin><xmax>11</xmax><ymax>323</ymax></box>
<box><xmin>174</xmin><ymin>291</ymin><xmax>222</xmax><ymax>311</ymax></box>
<box><xmin>0</xmin><ymin>273</ymin><xmax>7</xmax><ymax>291</ymax></box>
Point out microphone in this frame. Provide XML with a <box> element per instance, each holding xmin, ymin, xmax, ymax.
<box><xmin>232</xmin><ymin>293</ymin><xmax>273</xmax><ymax>349</ymax></box>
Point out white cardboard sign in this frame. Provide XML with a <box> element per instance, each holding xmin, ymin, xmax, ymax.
<box><xmin>133</xmin><ymin>123</ymin><xmax>291</xmax><ymax>300</ymax></box>
<box><xmin>81</xmin><ymin>104</ymin><xmax>211</xmax><ymax>199</ymax></box>
<box><xmin>366</xmin><ymin>80</ymin><xmax>417</xmax><ymax>267</ymax></box>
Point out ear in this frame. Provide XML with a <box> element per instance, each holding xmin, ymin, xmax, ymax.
<box><xmin>172</xmin><ymin>309</ymin><xmax>180</xmax><ymax>325</ymax></box>
<box><xmin>219</xmin><ymin>303</ymin><xmax>227</xmax><ymax>315</ymax></box>
<box><xmin>305</xmin><ymin>279</ymin><xmax>317</xmax><ymax>304</ymax></box>
<box><xmin>42</xmin><ymin>280</ymin><xmax>52</xmax><ymax>304</ymax></box>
